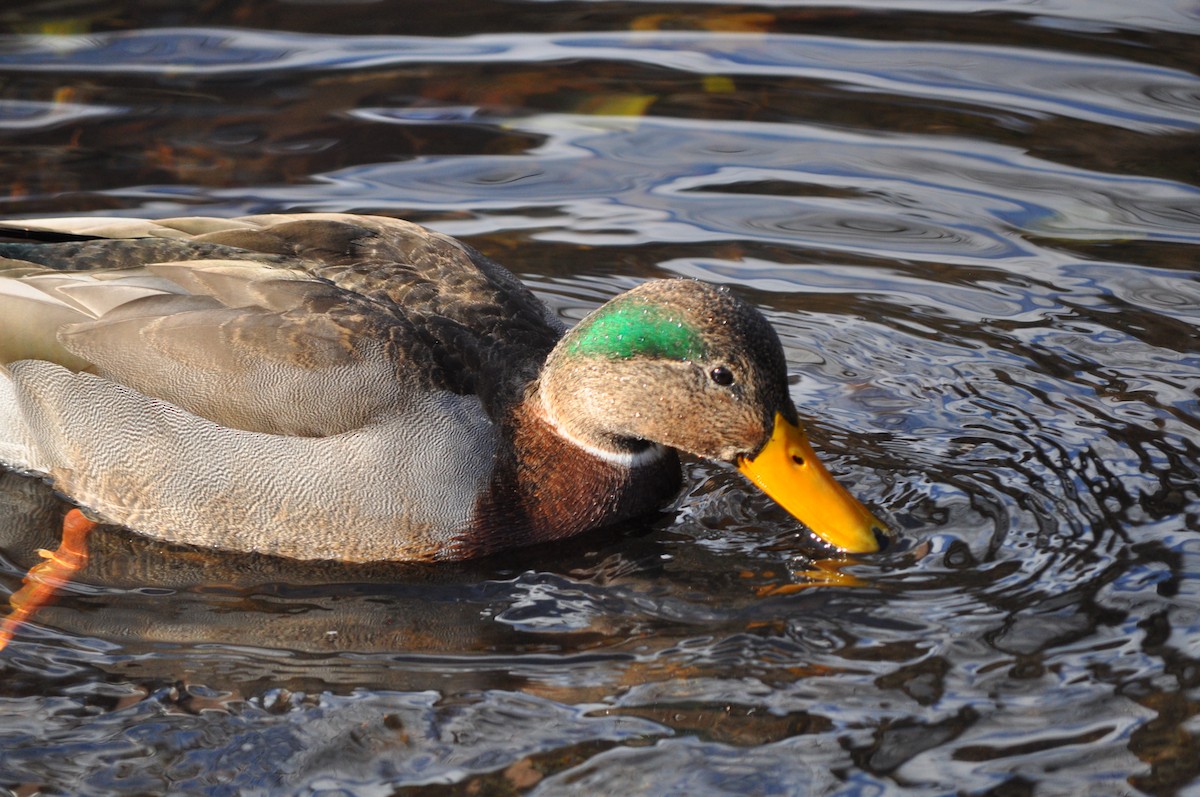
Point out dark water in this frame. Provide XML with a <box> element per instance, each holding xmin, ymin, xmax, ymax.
<box><xmin>1</xmin><ymin>1</ymin><xmax>1199</xmax><ymax>794</ymax></box>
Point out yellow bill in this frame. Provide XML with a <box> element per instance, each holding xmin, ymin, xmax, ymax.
<box><xmin>737</xmin><ymin>412</ymin><xmax>886</xmax><ymax>554</ymax></box>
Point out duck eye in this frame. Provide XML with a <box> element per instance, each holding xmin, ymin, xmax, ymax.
<box><xmin>709</xmin><ymin>366</ymin><xmax>735</xmax><ymax>386</ymax></box>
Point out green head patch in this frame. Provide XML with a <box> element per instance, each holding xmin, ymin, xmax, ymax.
<box><xmin>568</xmin><ymin>300</ymin><xmax>707</xmax><ymax>361</ymax></box>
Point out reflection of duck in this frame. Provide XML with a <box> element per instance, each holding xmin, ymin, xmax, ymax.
<box><xmin>0</xmin><ymin>470</ymin><xmax>849</xmax><ymax>696</ymax></box>
<box><xmin>0</xmin><ymin>214</ymin><xmax>885</xmax><ymax>562</ymax></box>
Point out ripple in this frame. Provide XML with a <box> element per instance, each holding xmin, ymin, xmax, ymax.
<box><xmin>0</xmin><ymin>99</ymin><xmax>120</xmax><ymax>131</ymax></box>
<box><xmin>662</xmin><ymin>258</ymin><xmax>1032</xmax><ymax>322</ymax></box>
<box><xmin>105</xmin><ymin>113</ymin><xmax>1200</xmax><ymax>263</ymax></box>
<box><xmin>2</xmin><ymin>5</ymin><xmax>1199</xmax><ymax>795</ymax></box>
<box><xmin>533</xmin><ymin>736</ymin><xmax>845</xmax><ymax>796</ymax></box>
<box><xmin>4</xmin><ymin>28</ymin><xmax>1198</xmax><ymax>131</ymax></box>
<box><xmin>0</xmin><ymin>687</ymin><xmax>668</xmax><ymax>794</ymax></box>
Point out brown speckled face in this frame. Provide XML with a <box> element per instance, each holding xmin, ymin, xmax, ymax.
<box><xmin>540</xmin><ymin>279</ymin><xmax>796</xmax><ymax>462</ymax></box>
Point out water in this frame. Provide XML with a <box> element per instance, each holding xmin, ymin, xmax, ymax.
<box><xmin>1</xmin><ymin>0</ymin><xmax>1198</xmax><ymax>794</ymax></box>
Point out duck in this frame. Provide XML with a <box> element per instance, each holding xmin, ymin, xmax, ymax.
<box><xmin>0</xmin><ymin>213</ymin><xmax>887</xmax><ymax>563</ymax></box>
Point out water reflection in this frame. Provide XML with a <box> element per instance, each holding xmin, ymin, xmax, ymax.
<box><xmin>2</xmin><ymin>0</ymin><xmax>1200</xmax><ymax>794</ymax></box>
<box><xmin>91</xmin><ymin>113</ymin><xmax>1199</xmax><ymax>261</ymax></box>
<box><xmin>4</xmin><ymin>28</ymin><xmax>1199</xmax><ymax>130</ymax></box>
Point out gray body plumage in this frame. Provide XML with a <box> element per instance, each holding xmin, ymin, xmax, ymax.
<box><xmin>0</xmin><ymin>214</ymin><xmax>570</xmax><ymax>560</ymax></box>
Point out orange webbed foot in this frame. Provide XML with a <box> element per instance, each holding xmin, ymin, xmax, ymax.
<box><xmin>755</xmin><ymin>558</ymin><xmax>867</xmax><ymax>596</ymax></box>
<box><xmin>0</xmin><ymin>508</ymin><xmax>96</xmax><ymax>652</ymax></box>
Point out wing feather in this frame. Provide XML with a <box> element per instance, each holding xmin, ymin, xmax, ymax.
<box><xmin>0</xmin><ymin>213</ymin><xmax>565</xmax><ymax>436</ymax></box>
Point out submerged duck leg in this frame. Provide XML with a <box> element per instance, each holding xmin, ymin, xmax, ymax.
<box><xmin>0</xmin><ymin>508</ymin><xmax>94</xmax><ymax>651</ymax></box>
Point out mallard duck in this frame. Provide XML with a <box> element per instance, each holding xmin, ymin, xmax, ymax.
<box><xmin>0</xmin><ymin>213</ymin><xmax>886</xmax><ymax>562</ymax></box>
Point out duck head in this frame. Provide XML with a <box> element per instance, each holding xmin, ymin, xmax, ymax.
<box><xmin>537</xmin><ymin>279</ymin><xmax>887</xmax><ymax>554</ymax></box>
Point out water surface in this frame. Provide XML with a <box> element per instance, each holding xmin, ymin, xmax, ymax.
<box><xmin>1</xmin><ymin>0</ymin><xmax>1199</xmax><ymax>794</ymax></box>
